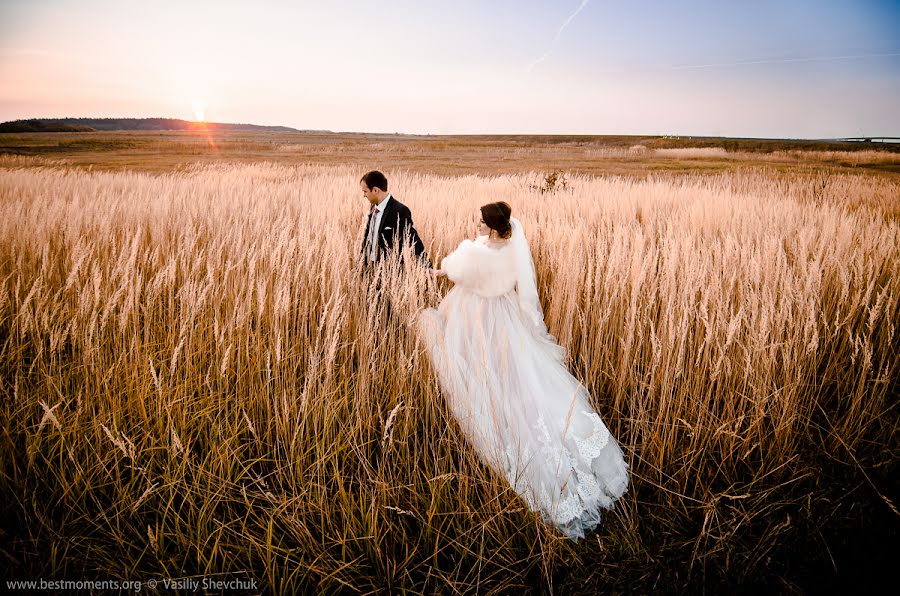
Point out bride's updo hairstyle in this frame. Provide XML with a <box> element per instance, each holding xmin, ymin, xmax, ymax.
<box><xmin>480</xmin><ymin>201</ymin><xmax>513</xmax><ymax>239</ymax></box>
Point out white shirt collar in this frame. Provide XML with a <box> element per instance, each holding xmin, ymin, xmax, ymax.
<box><xmin>374</xmin><ymin>193</ymin><xmax>391</xmax><ymax>213</ymax></box>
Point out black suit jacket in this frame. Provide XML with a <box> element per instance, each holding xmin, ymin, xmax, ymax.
<box><xmin>361</xmin><ymin>196</ymin><xmax>431</xmax><ymax>267</ymax></box>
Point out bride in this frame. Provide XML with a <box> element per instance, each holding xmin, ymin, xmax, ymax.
<box><xmin>417</xmin><ymin>201</ymin><xmax>629</xmax><ymax>541</ymax></box>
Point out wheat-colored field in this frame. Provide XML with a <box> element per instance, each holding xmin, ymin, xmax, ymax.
<box><xmin>1</xmin><ymin>154</ymin><xmax>897</xmax><ymax>592</ymax></box>
<box><xmin>4</xmin><ymin>130</ymin><xmax>900</xmax><ymax>180</ymax></box>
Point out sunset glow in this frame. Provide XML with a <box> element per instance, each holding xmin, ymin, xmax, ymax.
<box><xmin>192</xmin><ymin>100</ymin><xmax>208</xmax><ymax>122</ymax></box>
<box><xmin>0</xmin><ymin>0</ymin><xmax>898</xmax><ymax>136</ymax></box>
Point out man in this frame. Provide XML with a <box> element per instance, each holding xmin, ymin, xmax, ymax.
<box><xmin>360</xmin><ymin>170</ymin><xmax>431</xmax><ymax>268</ymax></box>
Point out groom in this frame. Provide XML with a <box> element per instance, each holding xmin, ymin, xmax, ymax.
<box><xmin>359</xmin><ymin>170</ymin><xmax>431</xmax><ymax>268</ymax></box>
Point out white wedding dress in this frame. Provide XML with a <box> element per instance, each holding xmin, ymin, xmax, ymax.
<box><xmin>417</xmin><ymin>218</ymin><xmax>629</xmax><ymax>541</ymax></box>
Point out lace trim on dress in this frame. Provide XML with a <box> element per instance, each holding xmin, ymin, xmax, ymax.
<box><xmin>511</xmin><ymin>408</ymin><xmax>627</xmax><ymax>536</ymax></box>
<box><xmin>575</xmin><ymin>411</ymin><xmax>611</xmax><ymax>461</ymax></box>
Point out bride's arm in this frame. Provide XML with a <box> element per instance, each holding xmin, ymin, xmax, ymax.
<box><xmin>441</xmin><ymin>240</ymin><xmax>481</xmax><ymax>286</ymax></box>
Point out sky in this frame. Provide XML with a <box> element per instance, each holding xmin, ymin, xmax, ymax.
<box><xmin>1</xmin><ymin>0</ymin><xmax>898</xmax><ymax>137</ymax></box>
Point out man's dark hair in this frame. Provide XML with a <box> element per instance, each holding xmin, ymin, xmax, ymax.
<box><xmin>361</xmin><ymin>170</ymin><xmax>388</xmax><ymax>192</ymax></box>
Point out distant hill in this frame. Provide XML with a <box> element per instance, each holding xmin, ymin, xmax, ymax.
<box><xmin>0</xmin><ymin>120</ymin><xmax>97</xmax><ymax>133</ymax></box>
<box><xmin>0</xmin><ymin>118</ymin><xmax>302</xmax><ymax>133</ymax></box>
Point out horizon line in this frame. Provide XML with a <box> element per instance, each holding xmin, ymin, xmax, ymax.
<box><xmin>1</xmin><ymin>116</ymin><xmax>899</xmax><ymax>142</ymax></box>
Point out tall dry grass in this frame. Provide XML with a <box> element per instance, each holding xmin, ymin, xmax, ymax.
<box><xmin>1</xmin><ymin>158</ymin><xmax>897</xmax><ymax>591</ymax></box>
<box><xmin>771</xmin><ymin>149</ymin><xmax>900</xmax><ymax>165</ymax></box>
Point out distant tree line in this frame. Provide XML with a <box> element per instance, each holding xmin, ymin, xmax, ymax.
<box><xmin>0</xmin><ymin>118</ymin><xmax>300</xmax><ymax>133</ymax></box>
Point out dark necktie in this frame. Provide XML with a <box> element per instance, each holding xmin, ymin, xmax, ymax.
<box><xmin>367</xmin><ymin>204</ymin><xmax>378</xmax><ymax>262</ymax></box>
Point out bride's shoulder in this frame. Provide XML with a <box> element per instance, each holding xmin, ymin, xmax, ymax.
<box><xmin>455</xmin><ymin>237</ymin><xmax>488</xmax><ymax>252</ymax></box>
<box><xmin>446</xmin><ymin>238</ymin><xmax>494</xmax><ymax>266</ymax></box>
<box><xmin>450</xmin><ymin>236</ymin><xmax>513</xmax><ymax>260</ymax></box>
<box><xmin>474</xmin><ymin>235</ymin><xmax>503</xmax><ymax>249</ymax></box>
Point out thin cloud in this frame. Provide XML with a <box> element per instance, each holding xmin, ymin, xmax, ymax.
<box><xmin>527</xmin><ymin>0</ymin><xmax>590</xmax><ymax>72</ymax></box>
<box><xmin>672</xmin><ymin>52</ymin><xmax>900</xmax><ymax>70</ymax></box>
<box><xmin>554</xmin><ymin>0</ymin><xmax>590</xmax><ymax>42</ymax></box>
<box><xmin>528</xmin><ymin>51</ymin><xmax>551</xmax><ymax>71</ymax></box>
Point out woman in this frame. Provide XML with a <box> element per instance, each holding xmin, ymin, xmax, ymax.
<box><xmin>417</xmin><ymin>202</ymin><xmax>628</xmax><ymax>541</ymax></box>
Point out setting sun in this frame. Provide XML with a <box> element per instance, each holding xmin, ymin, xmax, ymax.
<box><xmin>192</xmin><ymin>100</ymin><xmax>208</xmax><ymax>122</ymax></box>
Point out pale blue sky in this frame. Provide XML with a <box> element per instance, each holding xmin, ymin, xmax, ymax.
<box><xmin>1</xmin><ymin>0</ymin><xmax>898</xmax><ymax>137</ymax></box>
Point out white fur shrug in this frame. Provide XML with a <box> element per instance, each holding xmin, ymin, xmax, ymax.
<box><xmin>441</xmin><ymin>237</ymin><xmax>518</xmax><ymax>297</ymax></box>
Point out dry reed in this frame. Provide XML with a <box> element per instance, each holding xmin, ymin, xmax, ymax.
<box><xmin>0</xmin><ymin>157</ymin><xmax>897</xmax><ymax>591</ymax></box>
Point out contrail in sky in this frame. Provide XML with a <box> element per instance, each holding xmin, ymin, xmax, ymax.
<box><xmin>672</xmin><ymin>52</ymin><xmax>900</xmax><ymax>70</ymax></box>
<box><xmin>527</xmin><ymin>0</ymin><xmax>590</xmax><ymax>72</ymax></box>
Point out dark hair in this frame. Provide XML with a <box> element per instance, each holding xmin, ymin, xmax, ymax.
<box><xmin>480</xmin><ymin>201</ymin><xmax>512</xmax><ymax>239</ymax></box>
<box><xmin>360</xmin><ymin>170</ymin><xmax>388</xmax><ymax>192</ymax></box>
